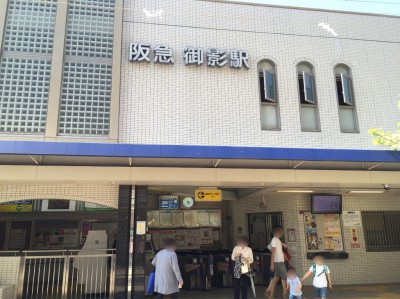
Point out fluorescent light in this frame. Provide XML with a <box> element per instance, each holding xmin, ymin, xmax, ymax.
<box><xmin>275</xmin><ymin>190</ymin><xmax>314</xmax><ymax>193</ymax></box>
<box><xmin>347</xmin><ymin>190</ymin><xmax>385</xmax><ymax>194</ymax></box>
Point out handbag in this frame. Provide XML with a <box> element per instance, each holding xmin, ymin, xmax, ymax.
<box><xmin>241</xmin><ymin>262</ymin><xmax>249</xmax><ymax>274</ymax></box>
<box><xmin>283</xmin><ymin>247</ymin><xmax>291</xmax><ymax>262</ymax></box>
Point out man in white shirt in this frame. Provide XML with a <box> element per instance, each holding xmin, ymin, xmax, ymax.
<box><xmin>267</xmin><ymin>226</ymin><xmax>287</xmax><ymax>299</ymax></box>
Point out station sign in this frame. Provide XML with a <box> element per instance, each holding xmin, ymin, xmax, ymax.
<box><xmin>195</xmin><ymin>189</ymin><xmax>222</xmax><ymax>202</ymax></box>
<box><xmin>129</xmin><ymin>43</ymin><xmax>250</xmax><ymax>69</ymax></box>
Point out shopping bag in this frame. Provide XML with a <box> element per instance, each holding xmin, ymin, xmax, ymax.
<box><xmin>147</xmin><ymin>270</ymin><xmax>155</xmax><ymax>294</ymax></box>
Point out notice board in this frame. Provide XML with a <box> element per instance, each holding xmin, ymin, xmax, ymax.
<box><xmin>304</xmin><ymin>213</ymin><xmax>344</xmax><ymax>252</ymax></box>
<box><xmin>149</xmin><ymin>227</ymin><xmax>221</xmax><ymax>251</ymax></box>
<box><xmin>147</xmin><ymin>209</ymin><xmax>222</xmax><ymax>228</ymax></box>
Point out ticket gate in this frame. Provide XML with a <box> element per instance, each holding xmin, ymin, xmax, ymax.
<box><xmin>196</xmin><ymin>254</ymin><xmax>212</xmax><ymax>291</ymax></box>
<box><xmin>251</xmin><ymin>252</ymin><xmax>264</xmax><ymax>285</ymax></box>
<box><xmin>259</xmin><ymin>252</ymin><xmax>272</xmax><ymax>286</ymax></box>
<box><xmin>178</xmin><ymin>254</ymin><xmax>199</xmax><ymax>290</ymax></box>
<box><xmin>212</xmin><ymin>253</ymin><xmax>232</xmax><ymax>287</ymax></box>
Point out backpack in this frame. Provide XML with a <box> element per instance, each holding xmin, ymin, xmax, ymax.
<box><xmin>312</xmin><ymin>263</ymin><xmax>328</xmax><ymax>277</ymax></box>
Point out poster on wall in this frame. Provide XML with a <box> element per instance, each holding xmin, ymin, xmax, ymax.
<box><xmin>324</xmin><ymin>214</ymin><xmax>341</xmax><ymax>236</ymax></box>
<box><xmin>184</xmin><ymin>210</ymin><xmax>197</xmax><ymax>227</ymax></box>
<box><xmin>0</xmin><ymin>200</ymin><xmax>33</xmax><ymax>212</ymax></box>
<box><xmin>197</xmin><ymin>211</ymin><xmax>210</xmax><ymax>225</ymax></box>
<box><xmin>288</xmin><ymin>242</ymin><xmax>297</xmax><ymax>255</ymax></box>
<box><xmin>350</xmin><ymin>227</ymin><xmax>361</xmax><ymax>249</ymax></box>
<box><xmin>287</xmin><ymin>228</ymin><xmax>296</xmax><ymax>242</ymax></box>
<box><xmin>159</xmin><ymin>211</ymin><xmax>172</xmax><ymax>226</ymax></box>
<box><xmin>185</xmin><ymin>229</ymin><xmax>201</xmax><ymax>249</ymax></box>
<box><xmin>306</xmin><ymin>232</ymin><xmax>319</xmax><ymax>250</ymax></box>
<box><xmin>199</xmin><ymin>228</ymin><xmax>213</xmax><ymax>247</ymax></box>
<box><xmin>171</xmin><ymin>211</ymin><xmax>185</xmax><ymax>226</ymax></box>
<box><xmin>209</xmin><ymin>211</ymin><xmax>222</xmax><ymax>226</ymax></box>
<box><xmin>343</xmin><ymin>211</ymin><xmax>362</xmax><ymax>227</ymax></box>
<box><xmin>333</xmin><ymin>236</ymin><xmax>343</xmax><ymax>251</ymax></box>
<box><xmin>304</xmin><ymin>214</ymin><xmax>317</xmax><ymax>232</ymax></box>
<box><xmin>322</xmin><ymin>237</ymin><xmax>334</xmax><ymax>250</ymax></box>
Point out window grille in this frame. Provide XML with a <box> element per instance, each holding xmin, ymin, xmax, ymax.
<box><xmin>362</xmin><ymin>211</ymin><xmax>400</xmax><ymax>252</ymax></box>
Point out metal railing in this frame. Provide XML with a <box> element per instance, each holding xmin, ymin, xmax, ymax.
<box><xmin>15</xmin><ymin>249</ymin><xmax>115</xmax><ymax>299</ymax></box>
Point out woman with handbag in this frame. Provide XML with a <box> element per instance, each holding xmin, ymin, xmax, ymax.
<box><xmin>232</xmin><ymin>236</ymin><xmax>254</xmax><ymax>299</ymax></box>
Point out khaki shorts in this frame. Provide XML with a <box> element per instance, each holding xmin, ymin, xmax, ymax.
<box><xmin>274</xmin><ymin>262</ymin><xmax>287</xmax><ymax>279</ymax></box>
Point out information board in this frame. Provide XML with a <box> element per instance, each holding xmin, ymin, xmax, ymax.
<box><xmin>159</xmin><ymin>195</ymin><xmax>179</xmax><ymax>209</ymax></box>
<box><xmin>147</xmin><ymin>209</ymin><xmax>222</xmax><ymax>228</ymax></box>
<box><xmin>149</xmin><ymin>227</ymin><xmax>219</xmax><ymax>250</ymax></box>
<box><xmin>304</xmin><ymin>213</ymin><xmax>344</xmax><ymax>252</ymax></box>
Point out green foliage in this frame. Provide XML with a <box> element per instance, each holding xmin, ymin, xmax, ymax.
<box><xmin>368</xmin><ymin>102</ymin><xmax>400</xmax><ymax>150</ymax></box>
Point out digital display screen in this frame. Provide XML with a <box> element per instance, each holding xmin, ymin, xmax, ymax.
<box><xmin>159</xmin><ymin>196</ymin><xmax>179</xmax><ymax>209</ymax></box>
<box><xmin>311</xmin><ymin>195</ymin><xmax>342</xmax><ymax>214</ymax></box>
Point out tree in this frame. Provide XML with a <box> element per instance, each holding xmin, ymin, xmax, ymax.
<box><xmin>368</xmin><ymin>102</ymin><xmax>400</xmax><ymax>150</ymax></box>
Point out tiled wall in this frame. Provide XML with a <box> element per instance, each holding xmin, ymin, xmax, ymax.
<box><xmin>119</xmin><ymin>0</ymin><xmax>400</xmax><ymax>149</ymax></box>
<box><xmin>232</xmin><ymin>193</ymin><xmax>400</xmax><ymax>285</ymax></box>
<box><xmin>0</xmin><ymin>185</ymin><xmax>119</xmax><ymax>208</ymax></box>
<box><xmin>0</xmin><ymin>256</ymin><xmax>20</xmax><ymax>299</ymax></box>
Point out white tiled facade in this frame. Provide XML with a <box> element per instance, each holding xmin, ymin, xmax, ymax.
<box><xmin>0</xmin><ymin>256</ymin><xmax>20</xmax><ymax>299</ymax></box>
<box><xmin>0</xmin><ymin>184</ymin><xmax>119</xmax><ymax>208</ymax></box>
<box><xmin>233</xmin><ymin>193</ymin><xmax>400</xmax><ymax>285</ymax></box>
<box><xmin>119</xmin><ymin>0</ymin><xmax>400</xmax><ymax>149</ymax></box>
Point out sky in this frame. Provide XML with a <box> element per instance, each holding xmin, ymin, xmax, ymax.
<box><xmin>228</xmin><ymin>0</ymin><xmax>400</xmax><ymax>16</ymax></box>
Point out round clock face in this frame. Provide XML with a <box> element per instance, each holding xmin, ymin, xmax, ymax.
<box><xmin>182</xmin><ymin>197</ymin><xmax>194</xmax><ymax>208</ymax></box>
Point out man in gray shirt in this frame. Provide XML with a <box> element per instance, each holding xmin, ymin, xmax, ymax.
<box><xmin>152</xmin><ymin>238</ymin><xmax>183</xmax><ymax>299</ymax></box>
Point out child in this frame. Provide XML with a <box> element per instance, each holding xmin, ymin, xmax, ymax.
<box><xmin>301</xmin><ymin>256</ymin><xmax>332</xmax><ymax>299</ymax></box>
<box><xmin>286</xmin><ymin>268</ymin><xmax>302</xmax><ymax>299</ymax></box>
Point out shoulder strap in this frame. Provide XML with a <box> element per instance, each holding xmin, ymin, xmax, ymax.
<box><xmin>323</xmin><ymin>264</ymin><xmax>328</xmax><ymax>272</ymax></box>
<box><xmin>312</xmin><ymin>264</ymin><xmax>316</xmax><ymax>275</ymax></box>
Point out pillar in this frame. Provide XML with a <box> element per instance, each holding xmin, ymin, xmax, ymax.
<box><xmin>132</xmin><ymin>186</ymin><xmax>148</xmax><ymax>299</ymax></box>
<box><xmin>115</xmin><ymin>185</ymin><xmax>132</xmax><ymax>298</ymax></box>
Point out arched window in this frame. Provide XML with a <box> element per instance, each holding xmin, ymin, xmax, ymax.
<box><xmin>297</xmin><ymin>62</ymin><xmax>320</xmax><ymax>131</ymax></box>
<box><xmin>335</xmin><ymin>64</ymin><xmax>359</xmax><ymax>132</ymax></box>
<box><xmin>259</xmin><ymin>60</ymin><xmax>280</xmax><ymax>130</ymax></box>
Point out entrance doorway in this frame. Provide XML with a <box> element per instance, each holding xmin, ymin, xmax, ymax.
<box><xmin>248</xmin><ymin>212</ymin><xmax>284</xmax><ymax>250</ymax></box>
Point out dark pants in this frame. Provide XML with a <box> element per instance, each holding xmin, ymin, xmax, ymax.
<box><xmin>156</xmin><ymin>293</ymin><xmax>178</xmax><ymax>299</ymax></box>
<box><xmin>234</xmin><ymin>274</ymin><xmax>250</xmax><ymax>299</ymax></box>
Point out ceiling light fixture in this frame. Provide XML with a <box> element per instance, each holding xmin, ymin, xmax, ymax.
<box><xmin>347</xmin><ymin>190</ymin><xmax>385</xmax><ymax>194</ymax></box>
<box><xmin>275</xmin><ymin>190</ymin><xmax>314</xmax><ymax>193</ymax></box>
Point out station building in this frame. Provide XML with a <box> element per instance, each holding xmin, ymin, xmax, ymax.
<box><xmin>0</xmin><ymin>0</ymin><xmax>400</xmax><ymax>298</ymax></box>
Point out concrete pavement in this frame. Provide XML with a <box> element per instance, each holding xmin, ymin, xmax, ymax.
<box><xmin>179</xmin><ymin>284</ymin><xmax>400</xmax><ymax>299</ymax></box>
